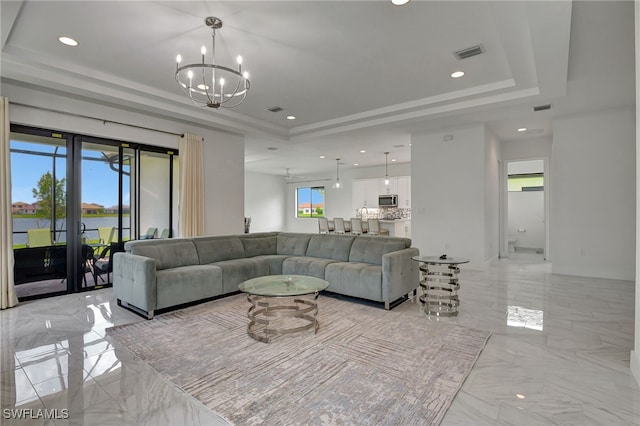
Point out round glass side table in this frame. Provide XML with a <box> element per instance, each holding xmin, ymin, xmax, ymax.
<box><xmin>411</xmin><ymin>256</ymin><xmax>470</xmax><ymax>317</ymax></box>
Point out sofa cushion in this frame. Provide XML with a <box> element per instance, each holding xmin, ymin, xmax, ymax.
<box><xmin>194</xmin><ymin>236</ymin><xmax>245</xmax><ymax>264</ymax></box>
<box><xmin>282</xmin><ymin>256</ymin><xmax>341</xmax><ymax>279</ymax></box>
<box><xmin>241</xmin><ymin>234</ymin><xmax>278</xmax><ymax>257</ymax></box>
<box><xmin>306</xmin><ymin>234</ymin><xmax>355</xmax><ymax>261</ymax></box>
<box><xmin>156</xmin><ymin>264</ymin><xmax>223</xmax><ymax>309</ymax></box>
<box><xmin>277</xmin><ymin>233</ymin><xmax>312</xmax><ymax>256</ymax></box>
<box><xmin>249</xmin><ymin>255</ymin><xmax>290</xmax><ymax>275</ymax></box>
<box><xmin>349</xmin><ymin>236</ymin><xmax>411</xmax><ymax>265</ymax></box>
<box><xmin>325</xmin><ymin>262</ymin><xmax>383</xmax><ymax>301</ymax></box>
<box><xmin>213</xmin><ymin>258</ymin><xmax>271</xmax><ymax>293</ymax></box>
<box><xmin>129</xmin><ymin>240</ymin><xmax>199</xmax><ymax>270</ymax></box>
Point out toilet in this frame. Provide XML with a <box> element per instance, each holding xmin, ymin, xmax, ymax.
<box><xmin>508</xmin><ymin>236</ymin><xmax>517</xmax><ymax>253</ymax></box>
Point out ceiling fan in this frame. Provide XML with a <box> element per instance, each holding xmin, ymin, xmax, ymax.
<box><xmin>284</xmin><ymin>168</ymin><xmax>304</xmax><ymax>180</ymax></box>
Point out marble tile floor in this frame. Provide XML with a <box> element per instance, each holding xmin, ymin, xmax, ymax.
<box><xmin>1</xmin><ymin>252</ymin><xmax>638</xmax><ymax>425</ymax></box>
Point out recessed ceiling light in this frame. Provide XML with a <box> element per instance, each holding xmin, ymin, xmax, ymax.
<box><xmin>360</xmin><ymin>150</ymin><xmax>366</xmax><ymax>153</ymax></box>
<box><xmin>319</xmin><ymin>155</ymin><xmax>325</xmax><ymax>159</ymax></box>
<box><xmin>286</xmin><ymin>115</ymin><xmax>296</xmax><ymax>120</ymax></box>
<box><xmin>391</xmin><ymin>0</ymin><xmax>410</xmax><ymax>5</ymax></box>
<box><xmin>516</xmin><ymin>394</ymin><xmax>526</xmax><ymax>399</ymax></box>
<box><xmin>517</xmin><ymin>127</ymin><xmax>527</xmax><ymax>132</ymax></box>
<box><xmin>450</xmin><ymin>71</ymin><xmax>465</xmax><ymax>78</ymax></box>
<box><xmin>353</xmin><ymin>163</ymin><xmax>359</xmax><ymax>166</ymax></box>
<box><xmin>391</xmin><ymin>159</ymin><xmax>397</xmax><ymax>162</ymax></box>
<box><xmin>58</xmin><ymin>36</ymin><xmax>78</xmax><ymax>47</ymax></box>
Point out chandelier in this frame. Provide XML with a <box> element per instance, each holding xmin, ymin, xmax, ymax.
<box><xmin>175</xmin><ymin>17</ymin><xmax>250</xmax><ymax>109</ymax></box>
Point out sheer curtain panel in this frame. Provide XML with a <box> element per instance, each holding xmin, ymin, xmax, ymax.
<box><xmin>1</xmin><ymin>97</ymin><xmax>18</xmax><ymax>309</ymax></box>
<box><xmin>178</xmin><ymin>133</ymin><xmax>205</xmax><ymax>237</ymax></box>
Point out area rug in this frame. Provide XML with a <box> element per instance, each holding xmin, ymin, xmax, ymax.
<box><xmin>107</xmin><ymin>294</ymin><xmax>490</xmax><ymax>425</ymax></box>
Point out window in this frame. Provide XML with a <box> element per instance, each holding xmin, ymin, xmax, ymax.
<box><xmin>508</xmin><ymin>173</ymin><xmax>544</xmax><ymax>192</ymax></box>
<box><xmin>296</xmin><ymin>187</ymin><xmax>325</xmax><ymax>218</ymax></box>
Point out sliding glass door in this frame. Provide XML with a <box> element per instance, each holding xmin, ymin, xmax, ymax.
<box><xmin>10</xmin><ymin>131</ymin><xmax>70</xmax><ymax>299</ymax></box>
<box><xmin>10</xmin><ymin>125</ymin><xmax>178</xmax><ymax>299</ymax></box>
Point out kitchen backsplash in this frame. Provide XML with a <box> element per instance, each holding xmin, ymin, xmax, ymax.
<box><xmin>355</xmin><ymin>207</ymin><xmax>411</xmax><ymax>220</ymax></box>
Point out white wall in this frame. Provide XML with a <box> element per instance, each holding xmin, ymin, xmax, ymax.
<box><xmin>502</xmin><ymin>136</ymin><xmax>552</xmax><ymax>161</ymax></box>
<box><xmin>508</xmin><ymin>191</ymin><xmax>545</xmax><ymax>250</ymax></box>
<box><xmin>485</xmin><ymin>128</ymin><xmax>501</xmax><ymax>262</ymax></box>
<box><xmin>551</xmin><ymin>107</ymin><xmax>635</xmax><ymax>280</ymax></box>
<box><xmin>4</xmin><ymin>82</ymin><xmax>245</xmax><ymax>236</ymax></box>
<box><xmin>245</xmin><ymin>172</ymin><xmax>286</xmax><ymax>232</ymax></box>
<box><xmin>631</xmin><ymin>0</ymin><xmax>640</xmax><ymax>386</ymax></box>
<box><xmin>411</xmin><ymin>125</ymin><xmax>488</xmax><ymax>267</ymax></box>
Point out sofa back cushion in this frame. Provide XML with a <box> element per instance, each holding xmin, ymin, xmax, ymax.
<box><xmin>194</xmin><ymin>236</ymin><xmax>245</xmax><ymax>264</ymax></box>
<box><xmin>349</xmin><ymin>236</ymin><xmax>411</xmax><ymax>265</ymax></box>
<box><xmin>241</xmin><ymin>233</ymin><xmax>278</xmax><ymax>257</ymax></box>
<box><xmin>306</xmin><ymin>234</ymin><xmax>355</xmax><ymax>261</ymax></box>
<box><xmin>128</xmin><ymin>240</ymin><xmax>199</xmax><ymax>270</ymax></box>
<box><xmin>277</xmin><ymin>233</ymin><xmax>312</xmax><ymax>256</ymax></box>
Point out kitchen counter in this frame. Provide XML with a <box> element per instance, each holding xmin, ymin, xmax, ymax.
<box><xmin>378</xmin><ymin>219</ymin><xmax>411</xmax><ymax>238</ymax></box>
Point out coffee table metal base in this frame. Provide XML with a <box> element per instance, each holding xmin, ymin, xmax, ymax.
<box><xmin>246</xmin><ymin>293</ymin><xmax>321</xmax><ymax>343</ymax></box>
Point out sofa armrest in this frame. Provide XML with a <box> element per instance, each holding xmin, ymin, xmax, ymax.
<box><xmin>113</xmin><ymin>252</ymin><xmax>157</xmax><ymax>315</ymax></box>
<box><xmin>382</xmin><ymin>247</ymin><xmax>420</xmax><ymax>304</ymax></box>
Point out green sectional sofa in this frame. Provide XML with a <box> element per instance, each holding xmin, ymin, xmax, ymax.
<box><xmin>113</xmin><ymin>232</ymin><xmax>419</xmax><ymax>319</ymax></box>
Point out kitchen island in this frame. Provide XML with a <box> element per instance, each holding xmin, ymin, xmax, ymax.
<box><xmin>379</xmin><ymin>219</ymin><xmax>411</xmax><ymax>238</ymax></box>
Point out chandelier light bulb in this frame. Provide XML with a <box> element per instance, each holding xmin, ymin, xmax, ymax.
<box><xmin>187</xmin><ymin>70</ymin><xmax>193</xmax><ymax>79</ymax></box>
<box><xmin>220</xmin><ymin>78</ymin><xmax>225</xmax><ymax>87</ymax></box>
<box><xmin>243</xmin><ymin>71</ymin><xmax>249</xmax><ymax>79</ymax></box>
<box><xmin>201</xmin><ymin>46</ymin><xmax>207</xmax><ymax>55</ymax></box>
<box><xmin>237</xmin><ymin>56</ymin><xmax>243</xmax><ymax>64</ymax></box>
<box><xmin>176</xmin><ymin>54</ymin><xmax>182</xmax><ymax>64</ymax></box>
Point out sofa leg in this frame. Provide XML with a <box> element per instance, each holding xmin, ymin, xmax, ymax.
<box><xmin>118</xmin><ymin>299</ymin><xmax>154</xmax><ymax>320</ymax></box>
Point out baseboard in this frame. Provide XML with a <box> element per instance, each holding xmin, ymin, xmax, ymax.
<box><xmin>631</xmin><ymin>350</ymin><xmax>640</xmax><ymax>385</ymax></box>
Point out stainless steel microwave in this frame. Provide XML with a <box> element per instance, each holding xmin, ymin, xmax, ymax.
<box><xmin>378</xmin><ymin>194</ymin><xmax>398</xmax><ymax>207</ymax></box>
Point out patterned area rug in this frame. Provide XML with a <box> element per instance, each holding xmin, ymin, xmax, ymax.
<box><xmin>107</xmin><ymin>294</ymin><xmax>490</xmax><ymax>425</ymax></box>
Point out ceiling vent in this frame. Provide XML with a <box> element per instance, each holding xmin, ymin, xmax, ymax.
<box><xmin>533</xmin><ymin>104</ymin><xmax>552</xmax><ymax>112</ymax></box>
<box><xmin>266</xmin><ymin>106</ymin><xmax>284</xmax><ymax>113</ymax></box>
<box><xmin>454</xmin><ymin>44</ymin><xmax>484</xmax><ymax>60</ymax></box>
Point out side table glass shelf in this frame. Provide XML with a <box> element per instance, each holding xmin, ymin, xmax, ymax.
<box><xmin>411</xmin><ymin>256</ymin><xmax>469</xmax><ymax>317</ymax></box>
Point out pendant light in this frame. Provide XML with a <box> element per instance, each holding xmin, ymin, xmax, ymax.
<box><xmin>333</xmin><ymin>158</ymin><xmax>342</xmax><ymax>189</ymax></box>
<box><xmin>384</xmin><ymin>152</ymin><xmax>390</xmax><ymax>185</ymax></box>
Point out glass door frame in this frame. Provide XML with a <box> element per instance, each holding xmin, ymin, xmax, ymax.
<box><xmin>10</xmin><ymin>124</ymin><xmax>178</xmax><ymax>298</ymax></box>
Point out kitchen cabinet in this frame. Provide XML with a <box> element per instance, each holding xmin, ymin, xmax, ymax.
<box><xmin>352</xmin><ymin>179</ymin><xmax>379</xmax><ymax>213</ymax></box>
<box><xmin>397</xmin><ymin>176</ymin><xmax>411</xmax><ymax>208</ymax></box>
<box><xmin>379</xmin><ymin>219</ymin><xmax>411</xmax><ymax>238</ymax></box>
<box><xmin>378</xmin><ymin>177</ymin><xmax>398</xmax><ymax>195</ymax></box>
<box><xmin>352</xmin><ymin>176</ymin><xmax>411</xmax><ymax>212</ymax></box>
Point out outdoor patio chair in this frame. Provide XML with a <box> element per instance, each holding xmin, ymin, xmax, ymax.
<box><xmin>92</xmin><ymin>241</ymin><xmax>126</xmax><ymax>285</ymax></box>
<box><xmin>140</xmin><ymin>227</ymin><xmax>157</xmax><ymax>239</ymax></box>
<box><xmin>159</xmin><ymin>228</ymin><xmax>170</xmax><ymax>238</ymax></box>
<box><xmin>98</xmin><ymin>227</ymin><xmax>116</xmax><ymax>245</ymax></box>
<box><xmin>27</xmin><ymin>228</ymin><xmax>52</xmax><ymax>248</ymax></box>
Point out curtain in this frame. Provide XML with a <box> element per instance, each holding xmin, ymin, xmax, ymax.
<box><xmin>1</xmin><ymin>97</ymin><xmax>18</xmax><ymax>309</ymax></box>
<box><xmin>178</xmin><ymin>133</ymin><xmax>205</xmax><ymax>237</ymax></box>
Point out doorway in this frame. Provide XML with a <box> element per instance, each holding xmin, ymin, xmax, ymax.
<box><xmin>502</xmin><ymin>158</ymin><xmax>549</xmax><ymax>260</ymax></box>
<box><xmin>10</xmin><ymin>125</ymin><xmax>178</xmax><ymax>300</ymax></box>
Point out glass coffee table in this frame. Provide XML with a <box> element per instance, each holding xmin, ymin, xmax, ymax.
<box><xmin>238</xmin><ymin>275</ymin><xmax>329</xmax><ymax>343</ymax></box>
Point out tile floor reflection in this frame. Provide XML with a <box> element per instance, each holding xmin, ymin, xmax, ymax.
<box><xmin>1</xmin><ymin>252</ymin><xmax>638</xmax><ymax>425</ymax></box>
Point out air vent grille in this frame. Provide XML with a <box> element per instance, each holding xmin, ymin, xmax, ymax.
<box><xmin>533</xmin><ymin>104</ymin><xmax>551</xmax><ymax>112</ymax></box>
<box><xmin>267</xmin><ymin>106</ymin><xmax>284</xmax><ymax>113</ymax></box>
<box><xmin>454</xmin><ymin>45</ymin><xmax>484</xmax><ymax>60</ymax></box>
